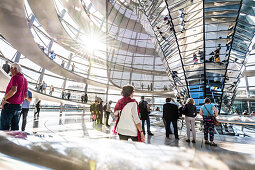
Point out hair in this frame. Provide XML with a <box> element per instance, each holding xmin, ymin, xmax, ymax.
<box><xmin>166</xmin><ymin>97</ymin><xmax>172</xmax><ymax>102</ymax></box>
<box><xmin>204</xmin><ymin>98</ymin><xmax>211</xmax><ymax>104</ymax></box>
<box><xmin>141</xmin><ymin>96</ymin><xmax>145</xmax><ymax>99</ymax></box>
<box><xmin>186</xmin><ymin>98</ymin><xmax>195</xmax><ymax>105</ymax></box>
<box><xmin>121</xmin><ymin>85</ymin><xmax>134</xmax><ymax>97</ymax></box>
<box><xmin>11</xmin><ymin>62</ymin><xmax>22</xmax><ymax>73</ymax></box>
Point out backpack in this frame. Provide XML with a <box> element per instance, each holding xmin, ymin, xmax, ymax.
<box><xmin>90</xmin><ymin>104</ymin><xmax>95</xmax><ymax>112</ymax></box>
<box><xmin>139</xmin><ymin>101</ymin><xmax>148</xmax><ymax>114</ymax></box>
<box><xmin>103</xmin><ymin>104</ymin><xmax>107</xmax><ymax>112</ymax></box>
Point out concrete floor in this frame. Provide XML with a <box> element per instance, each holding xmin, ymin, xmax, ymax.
<box><xmin>0</xmin><ymin>111</ymin><xmax>254</xmax><ymax>169</ymax></box>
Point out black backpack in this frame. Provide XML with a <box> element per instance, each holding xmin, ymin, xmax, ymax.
<box><xmin>139</xmin><ymin>101</ymin><xmax>148</xmax><ymax>114</ymax></box>
<box><xmin>103</xmin><ymin>104</ymin><xmax>107</xmax><ymax>112</ymax></box>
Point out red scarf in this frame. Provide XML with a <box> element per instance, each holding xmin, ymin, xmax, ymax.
<box><xmin>113</xmin><ymin>97</ymin><xmax>141</xmax><ymax>142</ymax></box>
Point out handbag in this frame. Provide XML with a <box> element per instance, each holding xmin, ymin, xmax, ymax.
<box><xmin>204</xmin><ymin>105</ymin><xmax>220</xmax><ymax>125</ymax></box>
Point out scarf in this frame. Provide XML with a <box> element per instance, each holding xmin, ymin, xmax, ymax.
<box><xmin>113</xmin><ymin>97</ymin><xmax>141</xmax><ymax>142</ymax></box>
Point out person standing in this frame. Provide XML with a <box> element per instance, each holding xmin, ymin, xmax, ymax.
<box><xmin>20</xmin><ymin>90</ymin><xmax>32</xmax><ymax>131</ymax></box>
<box><xmin>163</xmin><ymin>97</ymin><xmax>179</xmax><ymax>139</ymax></box>
<box><xmin>66</xmin><ymin>91</ymin><xmax>71</xmax><ymax>100</ymax></box>
<box><xmin>61</xmin><ymin>90</ymin><xmax>65</xmax><ymax>99</ymax></box>
<box><xmin>71</xmin><ymin>63</ymin><xmax>75</xmax><ymax>72</ymax></box>
<box><xmin>49</xmin><ymin>85</ymin><xmax>54</xmax><ymax>96</ymax></box>
<box><xmin>105</xmin><ymin>100</ymin><xmax>112</xmax><ymax>126</ymax></box>
<box><xmin>90</xmin><ymin>100</ymin><xmax>98</xmax><ymax>121</ymax></box>
<box><xmin>139</xmin><ymin>96</ymin><xmax>153</xmax><ymax>135</ymax></box>
<box><xmin>113</xmin><ymin>85</ymin><xmax>145</xmax><ymax>142</ymax></box>
<box><xmin>2</xmin><ymin>60</ymin><xmax>10</xmax><ymax>74</ymax></box>
<box><xmin>61</xmin><ymin>60</ymin><xmax>65</xmax><ymax>68</ymax></box>
<box><xmin>183</xmin><ymin>98</ymin><xmax>197</xmax><ymax>143</ymax></box>
<box><xmin>34</xmin><ymin>100</ymin><xmax>41</xmax><ymax>119</ymax></box>
<box><xmin>42</xmin><ymin>81</ymin><xmax>47</xmax><ymax>94</ymax></box>
<box><xmin>1</xmin><ymin>63</ymin><xmax>28</xmax><ymax>130</ymax></box>
<box><xmin>200</xmin><ymin>98</ymin><xmax>218</xmax><ymax>146</ymax></box>
<box><xmin>98</xmin><ymin>101</ymin><xmax>104</xmax><ymax>125</ymax></box>
<box><xmin>84</xmin><ymin>94</ymin><xmax>88</xmax><ymax>103</ymax></box>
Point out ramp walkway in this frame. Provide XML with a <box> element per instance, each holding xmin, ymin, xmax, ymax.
<box><xmin>0</xmin><ymin>68</ymin><xmax>87</xmax><ymax>106</ymax></box>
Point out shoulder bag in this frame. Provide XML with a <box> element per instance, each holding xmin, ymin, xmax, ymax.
<box><xmin>204</xmin><ymin>105</ymin><xmax>220</xmax><ymax>125</ymax></box>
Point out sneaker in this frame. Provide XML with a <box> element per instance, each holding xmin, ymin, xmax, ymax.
<box><xmin>148</xmin><ymin>132</ymin><xmax>154</xmax><ymax>136</ymax></box>
<box><xmin>205</xmin><ymin>140</ymin><xmax>210</xmax><ymax>145</ymax></box>
<box><xmin>210</xmin><ymin>142</ymin><xmax>217</xmax><ymax>146</ymax></box>
<box><xmin>186</xmin><ymin>139</ymin><xmax>190</xmax><ymax>143</ymax></box>
<box><xmin>192</xmin><ymin>140</ymin><xmax>196</xmax><ymax>143</ymax></box>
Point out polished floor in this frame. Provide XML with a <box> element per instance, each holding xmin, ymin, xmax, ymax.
<box><xmin>0</xmin><ymin>111</ymin><xmax>255</xmax><ymax>169</ymax></box>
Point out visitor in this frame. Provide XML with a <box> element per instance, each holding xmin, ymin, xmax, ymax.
<box><xmin>50</xmin><ymin>51</ymin><xmax>55</xmax><ymax>60</ymax></box>
<box><xmin>20</xmin><ymin>90</ymin><xmax>32</xmax><ymax>131</ymax></box>
<box><xmin>81</xmin><ymin>95</ymin><xmax>84</xmax><ymax>103</ymax></box>
<box><xmin>155</xmin><ymin>107</ymin><xmax>160</xmax><ymax>111</ymax></box>
<box><xmin>49</xmin><ymin>85</ymin><xmax>54</xmax><ymax>96</ymax></box>
<box><xmin>42</xmin><ymin>81</ymin><xmax>47</xmax><ymax>94</ymax></box>
<box><xmin>233</xmin><ymin>110</ymin><xmax>238</xmax><ymax>115</ymax></box>
<box><xmin>84</xmin><ymin>93</ymin><xmax>88</xmax><ymax>103</ymax></box>
<box><xmin>61</xmin><ymin>90</ymin><xmax>65</xmax><ymax>99</ymax></box>
<box><xmin>200</xmin><ymin>98</ymin><xmax>218</xmax><ymax>146</ymax></box>
<box><xmin>2</xmin><ymin>60</ymin><xmax>10</xmax><ymax>74</ymax></box>
<box><xmin>61</xmin><ymin>60</ymin><xmax>65</xmax><ymax>68</ymax></box>
<box><xmin>251</xmin><ymin>111</ymin><xmax>255</xmax><ymax>116</ymax></box>
<box><xmin>139</xmin><ymin>96</ymin><xmax>153</xmax><ymax>135</ymax></box>
<box><xmin>183</xmin><ymin>98</ymin><xmax>197</xmax><ymax>143</ymax></box>
<box><xmin>193</xmin><ymin>52</ymin><xmax>198</xmax><ymax>64</ymax></box>
<box><xmin>66</xmin><ymin>91</ymin><xmax>71</xmax><ymax>100</ymax></box>
<box><xmin>34</xmin><ymin>100</ymin><xmax>41</xmax><ymax>119</ymax></box>
<box><xmin>164</xmin><ymin>85</ymin><xmax>167</xmax><ymax>91</ymax></box>
<box><xmin>163</xmin><ymin>97</ymin><xmax>179</xmax><ymax>139</ymax></box>
<box><xmin>1</xmin><ymin>63</ymin><xmax>28</xmax><ymax>130</ymax></box>
<box><xmin>98</xmin><ymin>101</ymin><xmax>104</xmax><ymax>125</ymax></box>
<box><xmin>104</xmin><ymin>100</ymin><xmax>112</xmax><ymax>126</ymax></box>
<box><xmin>113</xmin><ymin>85</ymin><xmax>145</xmax><ymax>142</ymax></box>
<box><xmin>90</xmin><ymin>100</ymin><xmax>99</xmax><ymax>121</ymax></box>
<box><xmin>198</xmin><ymin>50</ymin><xmax>204</xmax><ymax>62</ymax></box>
<box><xmin>71</xmin><ymin>63</ymin><xmax>75</xmax><ymax>72</ymax></box>
<box><xmin>242</xmin><ymin>110</ymin><xmax>249</xmax><ymax>115</ymax></box>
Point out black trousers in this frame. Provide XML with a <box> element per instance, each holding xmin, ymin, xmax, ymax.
<box><xmin>119</xmin><ymin>134</ymin><xmax>138</xmax><ymax>141</ymax></box>
<box><xmin>105</xmin><ymin>111</ymin><xmax>110</xmax><ymax>126</ymax></box>
<box><xmin>20</xmin><ymin>108</ymin><xmax>29</xmax><ymax>131</ymax></box>
<box><xmin>165</xmin><ymin>119</ymin><xmax>178</xmax><ymax>138</ymax></box>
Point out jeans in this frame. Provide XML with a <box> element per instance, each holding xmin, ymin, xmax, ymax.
<box><xmin>185</xmin><ymin>116</ymin><xmax>196</xmax><ymax>140</ymax></box>
<box><xmin>105</xmin><ymin>111</ymin><xmax>110</xmax><ymax>126</ymax></box>
<box><xmin>0</xmin><ymin>103</ymin><xmax>21</xmax><ymax>130</ymax></box>
<box><xmin>141</xmin><ymin>116</ymin><xmax>151</xmax><ymax>133</ymax></box>
<box><xmin>165</xmin><ymin>119</ymin><xmax>178</xmax><ymax>138</ymax></box>
<box><xmin>20</xmin><ymin>108</ymin><xmax>29</xmax><ymax>131</ymax></box>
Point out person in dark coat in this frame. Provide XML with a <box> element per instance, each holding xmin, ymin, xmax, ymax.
<box><xmin>163</xmin><ymin>97</ymin><xmax>179</xmax><ymax>139</ymax></box>
<box><xmin>139</xmin><ymin>96</ymin><xmax>153</xmax><ymax>135</ymax></box>
<box><xmin>34</xmin><ymin>100</ymin><xmax>41</xmax><ymax>119</ymax></box>
<box><xmin>98</xmin><ymin>101</ymin><xmax>104</xmax><ymax>125</ymax></box>
<box><xmin>2</xmin><ymin>60</ymin><xmax>10</xmax><ymax>74</ymax></box>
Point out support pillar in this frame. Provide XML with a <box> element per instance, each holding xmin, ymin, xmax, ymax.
<box><xmin>245</xmin><ymin>74</ymin><xmax>251</xmax><ymax>113</ymax></box>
